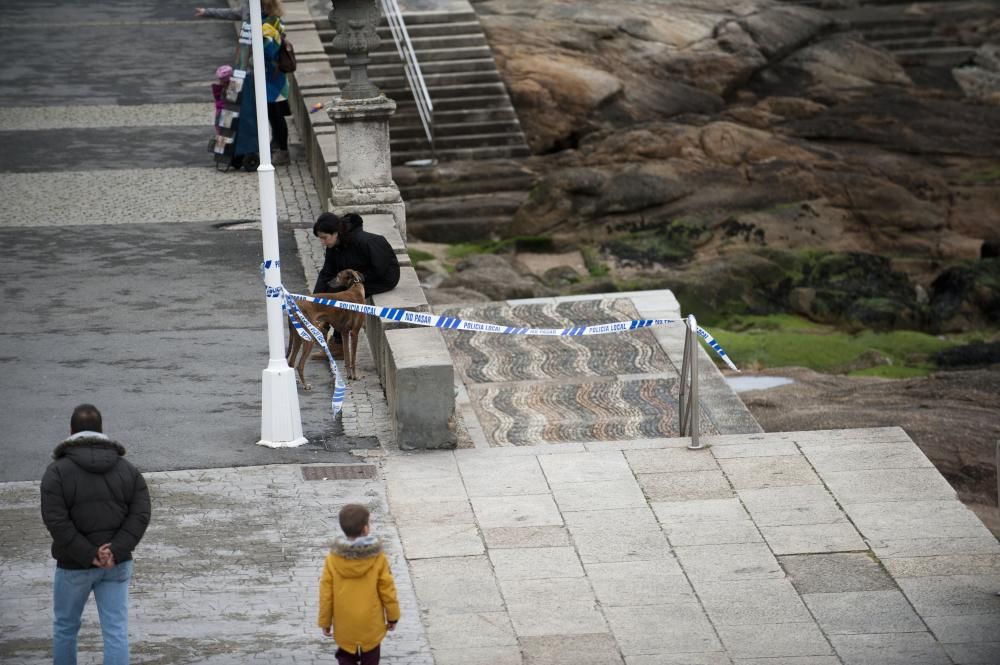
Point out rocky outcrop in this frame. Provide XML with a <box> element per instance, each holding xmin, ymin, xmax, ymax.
<box><xmin>953</xmin><ymin>43</ymin><xmax>1000</xmax><ymax>103</ymax></box>
<box><xmin>436</xmin><ymin>254</ymin><xmax>554</xmax><ymax>301</ymax></box>
<box><xmin>453</xmin><ymin>0</ymin><xmax>1000</xmax><ymax>331</ymax></box>
<box><xmin>474</xmin><ymin>0</ymin><xmax>833</xmax><ymax>153</ymax></box>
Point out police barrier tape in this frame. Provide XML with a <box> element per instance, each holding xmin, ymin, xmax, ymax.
<box><xmin>281</xmin><ymin>290</ymin><xmax>348</xmax><ymax>416</ymax></box>
<box><xmin>288</xmin><ymin>290</ymin><xmax>739</xmax><ymax>372</ymax></box>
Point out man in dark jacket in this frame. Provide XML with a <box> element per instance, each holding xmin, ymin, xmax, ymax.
<box><xmin>312</xmin><ymin>212</ymin><xmax>400</xmax><ymax>297</ymax></box>
<box><xmin>41</xmin><ymin>404</ymin><xmax>151</xmax><ymax>665</ymax></box>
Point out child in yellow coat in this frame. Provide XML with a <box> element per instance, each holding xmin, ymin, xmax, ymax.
<box><xmin>318</xmin><ymin>504</ymin><xmax>401</xmax><ymax>665</ymax></box>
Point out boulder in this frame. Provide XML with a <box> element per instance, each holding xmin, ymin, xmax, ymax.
<box><xmin>425</xmin><ymin>287</ymin><xmax>492</xmax><ymax>307</ymax></box>
<box><xmin>739</xmin><ymin>4</ymin><xmax>832</xmax><ymax>59</ymax></box>
<box><xmin>497</xmin><ymin>51</ymin><xmax>623</xmax><ymax>152</ymax></box>
<box><xmin>438</xmin><ymin>254</ymin><xmax>553</xmax><ymax>301</ymax></box>
<box><xmin>779</xmin><ymin>34</ymin><xmax>912</xmax><ymax>92</ymax></box>
<box><xmin>930</xmin><ymin>259</ymin><xmax>1000</xmax><ymax>331</ymax></box>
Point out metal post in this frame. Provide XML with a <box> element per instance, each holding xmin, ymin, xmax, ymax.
<box><xmin>686</xmin><ymin>314</ymin><xmax>702</xmax><ymax>450</ymax></box>
<box><xmin>250</xmin><ymin>0</ymin><xmax>307</xmax><ymax>448</ymax></box>
<box><xmin>996</xmin><ymin>440</ymin><xmax>999</xmax><ymax>508</ymax></box>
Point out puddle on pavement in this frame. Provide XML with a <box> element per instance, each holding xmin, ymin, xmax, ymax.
<box><xmin>725</xmin><ymin>376</ymin><xmax>794</xmax><ymax>392</ymax></box>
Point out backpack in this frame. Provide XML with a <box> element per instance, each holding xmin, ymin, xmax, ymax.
<box><xmin>278</xmin><ymin>36</ymin><xmax>296</xmax><ymax>73</ymax></box>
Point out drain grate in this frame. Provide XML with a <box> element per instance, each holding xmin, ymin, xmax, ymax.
<box><xmin>301</xmin><ymin>465</ymin><xmax>376</xmax><ymax>481</ymax></box>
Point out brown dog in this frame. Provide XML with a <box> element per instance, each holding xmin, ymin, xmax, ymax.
<box><xmin>286</xmin><ymin>269</ymin><xmax>367</xmax><ymax>389</ymax></box>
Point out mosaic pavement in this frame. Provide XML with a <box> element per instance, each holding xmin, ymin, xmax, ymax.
<box><xmin>439</xmin><ymin>297</ymin><xmax>720</xmax><ymax>446</ymax></box>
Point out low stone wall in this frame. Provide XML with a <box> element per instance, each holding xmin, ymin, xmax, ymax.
<box><xmin>283</xmin><ymin>0</ymin><xmax>455</xmax><ymax>449</ymax></box>
<box><xmin>384</xmin><ymin>327</ymin><xmax>457</xmax><ymax>449</ymax></box>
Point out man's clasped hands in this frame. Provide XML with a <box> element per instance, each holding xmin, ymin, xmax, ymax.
<box><xmin>91</xmin><ymin>544</ymin><xmax>115</xmax><ymax>569</ymax></box>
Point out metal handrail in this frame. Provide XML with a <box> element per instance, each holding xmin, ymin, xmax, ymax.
<box><xmin>679</xmin><ymin>314</ymin><xmax>702</xmax><ymax>450</ymax></box>
<box><xmin>380</xmin><ymin>0</ymin><xmax>435</xmax><ymax>162</ymax></box>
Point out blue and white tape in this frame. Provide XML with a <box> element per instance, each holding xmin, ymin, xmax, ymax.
<box><xmin>289</xmin><ymin>291</ymin><xmax>739</xmax><ymax>372</ymax></box>
<box><xmin>281</xmin><ymin>289</ymin><xmax>347</xmax><ymax>417</ymax></box>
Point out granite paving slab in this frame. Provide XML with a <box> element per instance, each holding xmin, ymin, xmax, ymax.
<box><xmin>604</xmin><ymin>604</ymin><xmax>723</xmax><ymax>655</ymax></box>
<box><xmin>803</xmin><ymin>590</ymin><xmax>925</xmax><ymax>635</ymax></box>
<box><xmin>520</xmin><ymin>633</ymin><xmax>625</xmax><ymax>665</ymax></box>
<box><xmin>0</xmin><ymin>103</ymin><xmax>212</xmax><ymax>130</ymax></box>
<box><xmin>715</xmin><ymin>622</ymin><xmax>834</xmax><ymax>660</ymax></box>
<box><xmin>827</xmin><ymin>632</ymin><xmax>950</xmax><ymax>665</ymax></box>
<box><xmin>638</xmin><ymin>469</ymin><xmax>735</xmax><ymax>502</ymax></box>
<box><xmin>694</xmin><ymin>578</ymin><xmax>813</xmax><ymax>625</ymax></box>
<box><xmin>380</xmin><ymin>430</ymin><xmax>1000</xmax><ymax>665</ymax></box>
<box><xmin>0</xmin><ymin>168</ymin><xmax>262</xmax><ymax>227</ymax></box>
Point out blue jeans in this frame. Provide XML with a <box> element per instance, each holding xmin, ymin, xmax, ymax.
<box><xmin>53</xmin><ymin>560</ymin><xmax>133</xmax><ymax>665</ymax></box>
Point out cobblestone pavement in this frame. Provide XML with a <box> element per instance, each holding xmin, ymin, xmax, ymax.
<box><xmin>0</xmin><ymin>464</ymin><xmax>431</xmax><ymax>665</ymax></box>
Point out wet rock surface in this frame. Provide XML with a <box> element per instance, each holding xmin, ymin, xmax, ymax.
<box><xmin>740</xmin><ymin>365</ymin><xmax>1000</xmax><ymax>536</ymax></box>
<box><xmin>403</xmin><ymin>0</ymin><xmax>1000</xmax><ymax>332</ymax></box>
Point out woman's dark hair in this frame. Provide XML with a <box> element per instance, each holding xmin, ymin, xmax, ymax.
<box><xmin>313</xmin><ymin>212</ymin><xmax>340</xmax><ymax>236</ymax></box>
<box><xmin>335</xmin><ymin>213</ymin><xmax>363</xmax><ymax>245</ymax></box>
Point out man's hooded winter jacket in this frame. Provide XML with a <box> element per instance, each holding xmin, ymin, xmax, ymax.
<box><xmin>318</xmin><ymin>535</ymin><xmax>400</xmax><ymax>653</ymax></box>
<box><xmin>40</xmin><ymin>432</ymin><xmax>151</xmax><ymax>569</ymax></box>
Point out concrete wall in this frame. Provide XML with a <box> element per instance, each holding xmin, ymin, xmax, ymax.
<box><xmin>284</xmin><ymin>0</ymin><xmax>456</xmax><ymax>448</ymax></box>
<box><xmin>385</xmin><ymin>327</ymin><xmax>457</xmax><ymax>449</ymax></box>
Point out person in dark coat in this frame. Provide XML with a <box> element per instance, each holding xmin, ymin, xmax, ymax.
<box><xmin>41</xmin><ymin>404</ymin><xmax>151</xmax><ymax>665</ymax></box>
<box><xmin>312</xmin><ymin>212</ymin><xmax>400</xmax><ymax>297</ymax></box>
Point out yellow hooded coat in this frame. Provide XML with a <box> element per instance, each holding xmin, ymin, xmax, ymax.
<box><xmin>318</xmin><ymin>535</ymin><xmax>400</xmax><ymax>653</ymax></box>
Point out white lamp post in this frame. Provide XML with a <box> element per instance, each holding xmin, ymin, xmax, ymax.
<box><xmin>250</xmin><ymin>0</ymin><xmax>308</xmax><ymax>448</ymax></box>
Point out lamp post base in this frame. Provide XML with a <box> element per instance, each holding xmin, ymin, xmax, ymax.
<box><xmin>257</xmin><ymin>364</ymin><xmax>308</xmax><ymax>448</ymax></box>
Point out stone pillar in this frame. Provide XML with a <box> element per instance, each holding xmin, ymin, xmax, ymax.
<box><xmin>326</xmin><ymin>0</ymin><xmax>407</xmax><ymax>238</ymax></box>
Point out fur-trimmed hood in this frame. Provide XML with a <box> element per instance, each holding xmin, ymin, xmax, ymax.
<box><xmin>53</xmin><ymin>432</ymin><xmax>126</xmax><ymax>474</ymax></box>
<box><xmin>328</xmin><ymin>535</ymin><xmax>383</xmax><ymax>578</ymax></box>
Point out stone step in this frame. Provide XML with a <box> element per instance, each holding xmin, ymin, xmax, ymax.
<box><xmin>323</xmin><ymin>32</ymin><xmax>487</xmax><ymax>55</ymax></box>
<box><xmin>393</xmin><ymin>131</ymin><xmax>529</xmax><ymax>152</ymax></box>
<box><xmin>382</xmin><ymin>81</ymin><xmax>507</xmax><ymax>102</ymax></box>
<box><xmin>362</xmin><ymin>70</ymin><xmax>505</xmax><ymax>93</ymax></box>
<box><xmin>874</xmin><ymin>36</ymin><xmax>962</xmax><ymax>51</ymax></box>
<box><xmin>397</xmin><ymin>173</ymin><xmax>537</xmax><ymax>200</ymax></box>
<box><xmin>895</xmin><ymin>45</ymin><xmax>977</xmax><ymax>66</ymax></box>
<box><xmin>406</xmin><ymin>214</ymin><xmax>514</xmax><ymax>243</ymax></box>
<box><xmin>862</xmin><ymin>25</ymin><xmax>936</xmax><ymax>41</ymax></box>
<box><xmin>390</xmin><ymin>119</ymin><xmax>523</xmax><ymax>140</ymax></box>
<box><xmin>317</xmin><ymin>20</ymin><xmax>483</xmax><ymax>41</ymax></box>
<box><xmin>405</xmin><ymin>190</ymin><xmax>527</xmax><ymax>220</ymax></box>
<box><xmin>314</xmin><ymin>11</ymin><xmax>478</xmax><ymax>31</ymax></box>
<box><xmin>393</xmin><ymin>94</ymin><xmax>516</xmax><ymax>113</ymax></box>
<box><xmin>330</xmin><ymin>45</ymin><xmax>494</xmax><ymax>66</ymax></box>
<box><xmin>383</xmin><ymin>10</ymin><xmax>479</xmax><ymax>25</ymax></box>
<box><xmin>392</xmin><ymin>106</ymin><xmax>520</xmax><ymax>128</ymax></box>
<box><xmin>393</xmin><ymin>145</ymin><xmax>531</xmax><ymax>166</ymax></box>
<box><xmin>333</xmin><ymin>57</ymin><xmax>499</xmax><ymax>79</ymax></box>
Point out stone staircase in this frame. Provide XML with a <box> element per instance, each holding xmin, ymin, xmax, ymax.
<box><xmin>392</xmin><ymin>158</ymin><xmax>537</xmax><ymax>242</ymax></box>
<box><xmin>788</xmin><ymin>1</ymin><xmax>996</xmax><ymax>68</ymax></box>
<box><xmin>314</xmin><ymin>9</ymin><xmax>531</xmax><ymax>165</ymax></box>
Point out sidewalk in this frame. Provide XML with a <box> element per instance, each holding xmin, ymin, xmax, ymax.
<box><xmin>384</xmin><ymin>428</ymin><xmax>1000</xmax><ymax>664</ymax></box>
<box><xmin>0</xmin><ymin>461</ymin><xmax>430</xmax><ymax>665</ymax></box>
<box><xmin>5</xmin><ymin>427</ymin><xmax>998</xmax><ymax>664</ymax></box>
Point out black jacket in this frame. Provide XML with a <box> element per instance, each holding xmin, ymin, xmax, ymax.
<box><xmin>313</xmin><ymin>217</ymin><xmax>400</xmax><ymax>297</ymax></box>
<box><xmin>40</xmin><ymin>434</ymin><xmax>151</xmax><ymax>569</ymax></box>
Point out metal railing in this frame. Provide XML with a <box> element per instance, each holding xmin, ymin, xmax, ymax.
<box><xmin>380</xmin><ymin>0</ymin><xmax>435</xmax><ymax>162</ymax></box>
<box><xmin>679</xmin><ymin>314</ymin><xmax>703</xmax><ymax>450</ymax></box>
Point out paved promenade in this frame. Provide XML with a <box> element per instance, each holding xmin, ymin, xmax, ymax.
<box><xmin>4</xmin><ymin>427</ymin><xmax>998</xmax><ymax>663</ymax></box>
<box><xmin>384</xmin><ymin>427</ymin><xmax>1000</xmax><ymax>664</ymax></box>
<box><xmin>0</xmin><ymin>459</ymin><xmax>431</xmax><ymax>665</ymax></box>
